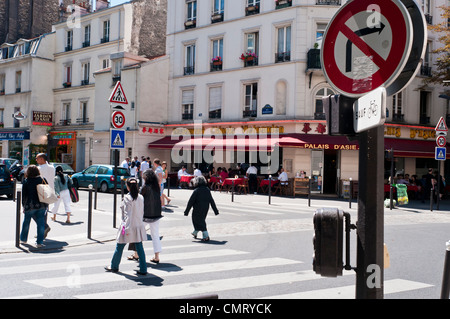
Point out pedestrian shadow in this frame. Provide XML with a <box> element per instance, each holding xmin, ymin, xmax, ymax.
<box><xmin>20</xmin><ymin>240</ymin><xmax>68</xmax><ymax>253</ymax></box>
<box><xmin>114</xmin><ymin>271</ymin><xmax>164</xmax><ymax>287</ymax></box>
<box><xmin>52</xmin><ymin>220</ymin><xmax>84</xmax><ymax>226</ymax></box>
<box><xmin>147</xmin><ymin>262</ymin><xmax>182</xmax><ymax>273</ymax></box>
<box><xmin>192</xmin><ymin>239</ymin><xmax>228</xmax><ymax>245</ymax></box>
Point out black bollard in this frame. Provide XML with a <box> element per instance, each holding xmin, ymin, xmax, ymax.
<box><xmin>15</xmin><ymin>191</ymin><xmax>21</xmax><ymax>248</ymax></box>
<box><xmin>88</xmin><ymin>186</ymin><xmax>93</xmax><ymax>239</ymax></box>
<box><xmin>441</xmin><ymin>241</ymin><xmax>450</xmax><ymax>299</ymax></box>
<box><xmin>268</xmin><ymin>177</ymin><xmax>272</xmax><ymax>205</ymax></box>
<box><xmin>121</xmin><ymin>177</ymin><xmax>125</xmax><ymax>200</ymax></box>
<box><xmin>430</xmin><ymin>187</ymin><xmax>434</xmax><ymax>212</ymax></box>
<box><xmin>94</xmin><ymin>175</ymin><xmax>98</xmax><ymax>210</ymax></box>
<box><xmin>167</xmin><ymin>176</ymin><xmax>170</xmax><ymax>197</ymax></box>
<box><xmin>349</xmin><ymin>179</ymin><xmax>352</xmax><ymax>209</ymax></box>
<box><xmin>231</xmin><ymin>180</ymin><xmax>234</xmax><ymax>202</ymax></box>
<box><xmin>308</xmin><ymin>177</ymin><xmax>312</xmax><ymax>207</ymax></box>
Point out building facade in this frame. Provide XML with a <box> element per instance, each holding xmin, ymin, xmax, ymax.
<box><xmin>158</xmin><ymin>0</ymin><xmax>448</xmax><ymax>195</ymax></box>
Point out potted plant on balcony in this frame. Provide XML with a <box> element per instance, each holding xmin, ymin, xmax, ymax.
<box><xmin>0</xmin><ymin>122</ymin><xmax>3</xmax><ymax>128</ymax></box>
<box><xmin>240</xmin><ymin>51</ymin><xmax>258</xmax><ymax>62</ymax></box>
<box><xmin>63</xmin><ymin>82</ymin><xmax>72</xmax><ymax>88</ymax></box>
<box><xmin>212</xmin><ymin>56</ymin><xmax>223</xmax><ymax>65</ymax></box>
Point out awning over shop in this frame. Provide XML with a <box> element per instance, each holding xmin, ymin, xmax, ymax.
<box><xmin>283</xmin><ymin>134</ymin><xmax>359</xmax><ymax>150</ymax></box>
<box><xmin>384</xmin><ymin>138</ymin><xmax>449</xmax><ymax>158</ymax></box>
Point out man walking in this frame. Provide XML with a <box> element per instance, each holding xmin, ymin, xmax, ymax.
<box><xmin>246</xmin><ymin>164</ymin><xmax>258</xmax><ymax>194</ymax></box>
<box><xmin>35</xmin><ymin>153</ymin><xmax>55</xmax><ymax>238</ymax></box>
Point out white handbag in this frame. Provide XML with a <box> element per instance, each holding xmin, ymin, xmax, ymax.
<box><xmin>37</xmin><ymin>179</ymin><xmax>58</xmax><ymax>205</ymax></box>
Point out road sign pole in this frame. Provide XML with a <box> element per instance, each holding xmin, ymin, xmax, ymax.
<box><xmin>113</xmin><ymin>149</ymin><xmax>119</xmax><ymax>229</ymax></box>
<box><xmin>356</xmin><ymin>126</ymin><xmax>384</xmax><ymax>299</ymax></box>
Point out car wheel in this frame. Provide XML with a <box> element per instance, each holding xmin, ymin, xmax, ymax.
<box><xmin>100</xmin><ymin>181</ymin><xmax>109</xmax><ymax>193</ymax></box>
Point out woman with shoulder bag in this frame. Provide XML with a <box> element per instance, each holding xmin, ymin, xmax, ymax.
<box><xmin>50</xmin><ymin>166</ymin><xmax>73</xmax><ymax>224</ymax></box>
<box><xmin>20</xmin><ymin>165</ymin><xmax>48</xmax><ymax>248</ymax></box>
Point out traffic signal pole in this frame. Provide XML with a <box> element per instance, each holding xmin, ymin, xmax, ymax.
<box><xmin>356</xmin><ymin>126</ymin><xmax>385</xmax><ymax>299</ymax></box>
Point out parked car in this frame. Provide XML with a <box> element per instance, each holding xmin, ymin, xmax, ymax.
<box><xmin>0</xmin><ymin>164</ymin><xmax>14</xmax><ymax>199</ymax></box>
<box><xmin>18</xmin><ymin>162</ymin><xmax>75</xmax><ymax>182</ymax></box>
<box><xmin>71</xmin><ymin>164</ymin><xmax>130</xmax><ymax>192</ymax></box>
<box><xmin>0</xmin><ymin>158</ymin><xmax>19</xmax><ymax>168</ymax></box>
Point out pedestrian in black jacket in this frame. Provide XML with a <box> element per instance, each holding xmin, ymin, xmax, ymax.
<box><xmin>184</xmin><ymin>176</ymin><xmax>219</xmax><ymax>242</ymax></box>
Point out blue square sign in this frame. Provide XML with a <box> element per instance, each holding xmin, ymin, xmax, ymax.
<box><xmin>110</xmin><ymin>129</ymin><xmax>125</xmax><ymax>149</ymax></box>
<box><xmin>435</xmin><ymin>147</ymin><xmax>446</xmax><ymax>161</ymax></box>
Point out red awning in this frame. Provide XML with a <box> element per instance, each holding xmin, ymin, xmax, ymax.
<box><xmin>384</xmin><ymin>138</ymin><xmax>449</xmax><ymax>158</ymax></box>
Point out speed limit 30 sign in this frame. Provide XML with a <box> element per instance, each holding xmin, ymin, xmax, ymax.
<box><xmin>111</xmin><ymin>111</ymin><xmax>126</xmax><ymax>129</ymax></box>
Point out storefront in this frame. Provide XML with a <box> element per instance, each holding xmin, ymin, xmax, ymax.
<box><xmin>49</xmin><ymin>131</ymin><xmax>77</xmax><ymax>169</ymax></box>
<box><xmin>0</xmin><ymin>131</ymin><xmax>31</xmax><ymax>162</ymax></box>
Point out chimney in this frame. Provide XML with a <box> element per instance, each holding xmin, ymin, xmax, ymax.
<box><xmin>96</xmin><ymin>0</ymin><xmax>110</xmax><ymax>11</ymax></box>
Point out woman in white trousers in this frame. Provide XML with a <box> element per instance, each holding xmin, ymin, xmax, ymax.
<box><xmin>51</xmin><ymin>166</ymin><xmax>72</xmax><ymax>224</ymax></box>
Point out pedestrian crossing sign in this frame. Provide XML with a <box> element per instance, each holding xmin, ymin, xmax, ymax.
<box><xmin>109</xmin><ymin>81</ymin><xmax>128</xmax><ymax>105</ymax></box>
<box><xmin>110</xmin><ymin>129</ymin><xmax>125</xmax><ymax>149</ymax></box>
<box><xmin>435</xmin><ymin>147</ymin><xmax>446</xmax><ymax>161</ymax></box>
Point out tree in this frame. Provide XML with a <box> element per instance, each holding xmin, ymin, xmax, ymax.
<box><xmin>425</xmin><ymin>5</ymin><xmax>450</xmax><ymax>87</ymax></box>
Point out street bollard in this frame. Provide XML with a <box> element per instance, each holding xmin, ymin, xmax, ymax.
<box><xmin>121</xmin><ymin>177</ymin><xmax>125</xmax><ymax>200</ymax></box>
<box><xmin>349</xmin><ymin>178</ymin><xmax>352</xmax><ymax>209</ymax></box>
<box><xmin>441</xmin><ymin>240</ymin><xmax>450</xmax><ymax>299</ymax></box>
<box><xmin>94</xmin><ymin>175</ymin><xmax>98</xmax><ymax>210</ymax></box>
<box><xmin>268</xmin><ymin>175</ymin><xmax>272</xmax><ymax>205</ymax></box>
<box><xmin>88</xmin><ymin>185</ymin><xmax>93</xmax><ymax>239</ymax></box>
<box><xmin>308</xmin><ymin>177</ymin><xmax>312</xmax><ymax>207</ymax></box>
<box><xmin>430</xmin><ymin>188</ymin><xmax>434</xmax><ymax>212</ymax></box>
<box><xmin>15</xmin><ymin>191</ymin><xmax>21</xmax><ymax>248</ymax></box>
<box><xmin>231</xmin><ymin>180</ymin><xmax>234</xmax><ymax>202</ymax></box>
<box><xmin>167</xmin><ymin>177</ymin><xmax>170</xmax><ymax>197</ymax></box>
<box><xmin>13</xmin><ymin>178</ymin><xmax>17</xmax><ymax>202</ymax></box>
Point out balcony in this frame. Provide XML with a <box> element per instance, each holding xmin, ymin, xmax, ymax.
<box><xmin>184</xmin><ymin>65</ymin><xmax>195</xmax><ymax>76</ymax></box>
<box><xmin>420</xmin><ymin>116</ymin><xmax>430</xmax><ymax>125</ymax></box>
<box><xmin>392</xmin><ymin>113</ymin><xmax>405</xmax><ymax>123</ymax></box>
<box><xmin>245</xmin><ymin>5</ymin><xmax>259</xmax><ymax>16</ymax></box>
<box><xmin>275</xmin><ymin>51</ymin><xmax>291</xmax><ymax>63</ymax></box>
<box><xmin>314</xmin><ymin>112</ymin><xmax>326</xmax><ymax>120</ymax></box>
<box><xmin>243</xmin><ymin>109</ymin><xmax>257</xmax><ymax>118</ymax></box>
<box><xmin>182</xmin><ymin>113</ymin><xmax>193</xmax><ymax>120</ymax></box>
<box><xmin>243</xmin><ymin>57</ymin><xmax>258</xmax><ymax>67</ymax></box>
<box><xmin>184</xmin><ymin>19</ymin><xmax>196</xmax><ymax>30</ymax></box>
<box><xmin>59</xmin><ymin>119</ymin><xmax>71</xmax><ymax>126</ymax></box>
<box><xmin>82</xmin><ymin>40</ymin><xmax>90</xmax><ymax>48</ymax></box>
<box><xmin>420</xmin><ymin>65</ymin><xmax>432</xmax><ymax>77</ymax></box>
<box><xmin>210</xmin><ymin>61</ymin><xmax>223</xmax><ymax>72</ymax></box>
<box><xmin>211</xmin><ymin>12</ymin><xmax>224</xmax><ymax>24</ymax></box>
<box><xmin>209</xmin><ymin>110</ymin><xmax>221</xmax><ymax>119</ymax></box>
<box><xmin>307</xmin><ymin>49</ymin><xmax>321</xmax><ymax>70</ymax></box>
<box><xmin>316</xmin><ymin>0</ymin><xmax>341</xmax><ymax>5</ymax></box>
<box><xmin>81</xmin><ymin>79</ymin><xmax>90</xmax><ymax>86</ymax></box>
<box><xmin>76</xmin><ymin>118</ymin><xmax>90</xmax><ymax>125</ymax></box>
<box><xmin>62</xmin><ymin>82</ymin><xmax>72</xmax><ymax>88</ymax></box>
<box><xmin>15</xmin><ymin>87</ymin><xmax>21</xmax><ymax>93</ymax></box>
<box><xmin>65</xmin><ymin>45</ymin><xmax>72</xmax><ymax>52</ymax></box>
<box><xmin>101</xmin><ymin>36</ymin><xmax>110</xmax><ymax>44</ymax></box>
<box><xmin>275</xmin><ymin>0</ymin><xmax>292</xmax><ymax>9</ymax></box>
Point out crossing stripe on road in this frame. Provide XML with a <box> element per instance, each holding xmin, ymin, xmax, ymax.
<box><xmin>0</xmin><ymin>249</ymin><xmax>248</xmax><ymax>275</ymax></box>
<box><xmin>25</xmin><ymin>257</ymin><xmax>302</xmax><ymax>288</ymax></box>
<box><xmin>262</xmin><ymin>279</ymin><xmax>434</xmax><ymax>299</ymax></box>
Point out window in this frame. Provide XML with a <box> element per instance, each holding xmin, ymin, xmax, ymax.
<box><xmin>243</xmin><ymin>32</ymin><xmax>259</xmax><ymax>66</ymax></box>
<box><xmin>275</xmin><ymin>0</ymin><xmax>292</xmax><ymax>9</ymax></box>
<box><xmin>212</xmin><ymin>0</ymin><xmax>224</xmax><ymax>23</ymax></box>
<box><xmin>66</xmin><ymin>30</ymin><xmax>73</xmax><ymax>51</ymax></box>
<box><xmin>83</xmin><ymin>25</ymin><xmax>91</xmax><ymax>47</ymax></box>
<box><xmin>0</xmin><ymin>109</ymin><xmax>4</xmax><ymax>126</ymax></box>
<box><xmin>209</xmin><ymin>87</ymin><xmax>222</xmax><ymax>119</ymax></box>
<box><xmin>276</xmin><ymin>26</ymin><xmax>291</xmax><ymax>62</ymax></box>
<box><xmin>113</xmin><ymin>59</ymin><xmax>122</xmax><ymax>84</ymax></box>
<box><xmin>15</xmin><ymin>71</ymin><xmax>21</xmax><ymax>93</ymax></box>
<box><xmin>102</xmin><ymin>20</ymin><xmax>110</xmax><ymax>43</ymax></box>
<box><xmin>61</xmin><ymin>103</ymin><xmax>71</xmax><ymax>125</ymax></box>
<box><xmin>315</xmin><ymin>23</ymin><xmax>328</xmax><ymax>49</ymax></box>
<box><xmin>102</xmin><ymin>58</ymin><xmax>110</xmax><ymax>69</ymax></box>
<box><xmin>246</xmin><ymin>0</ymin><xmax>260</xmax><ymax>15</ymax></box>
<box><xmin>314</xmin><ymin>87</ymin><xmax>335</xmax><ymax>120</ymax></box>
<box><xmin>185</xmin><ymin>0</ymin><xmax>197</xmax><ymax>29</ymax></box>
<box><xmin>81</xmin><ymin>62</ymin><xmax>90</xmax><ymax>85</ymax></box>
<box><xmin>78</xmin><ymin>101</ymin><xmax>89</xmax><ymax>124</ymax></box>
<box><xmin>63</xmin><ymin>65</ymin><xmax>72</xmax><ymax>87</ymax></box>
<box><xmin>421</xmin><ymin>42</ymin><xmax>432</xmax><ymax>76</ymax></box>
<box><xmin>0</xmin><ymin>74</ymin><xmax>5</xmax><ymax>94</ymax></box>
<box><xmin>243</xmin><ymin>83</ymin><xmax>258</xmax><ymax>118</ymax></box>
<box><xmin>182</xmin><ymin>90</ymin><xmax>194</xmax><ymax>120</ymax></box>
<box><xmin>211</xmin><ymin>38</ymin><xmax>223</xmax><ymax>71</ymax></box>
<box><xmin>419</xmin><ymin>91</ymin><xmax>430</xmax><ymax>124</ymax></box>
<box><xmin>392</xmin><ymin>91</ymin><xmax>403</xmax><ymax>122</ymax></box>
<box><xmin>184</xmin><ymin>44</ymin><xmax>196</xmax><ymax>75</ymax></box>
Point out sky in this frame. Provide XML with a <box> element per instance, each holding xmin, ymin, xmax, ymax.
<box><xmin>109</xmin><ymin>0</ymin><xmax>130</xmax><ymax>7</ymax></box>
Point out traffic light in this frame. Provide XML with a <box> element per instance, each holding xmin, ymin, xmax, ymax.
<box><xmin>313</xmin><ymin>208</ymin><xmax>344</xmax><ymax>277</ymax></box>
<box><xmin>323</xmin><ymin>94</ymin><xmax>357</xmax><ymax>136</ymax></box>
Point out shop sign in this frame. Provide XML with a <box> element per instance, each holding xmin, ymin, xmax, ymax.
<box><xmin>32</xmin><ymin>111</ymin><xmax>53</xmax><ymax>126</ymax></box>
<box><xmin>304</xmin><ymin>143</ymin><xmax>359</xmax><ymax>150</ymax></box>
<box><xmin>384</xmin><ymin>126</ymin><xmax>436</xmax><ymax>140</ymax></box>
<box><xmin>0</xmin><ymin>131</ymin><xmax>30</xmax><ymax>140</ymax></box>
<box><xmin>50</xmin><ymin>132</ymin><xmax>76</xmax><ymax>140</ymax></box>
<box><xmin>140</xmin><ymin>126</ymin><xmax>165</xmax><ymax>136</ymax></box>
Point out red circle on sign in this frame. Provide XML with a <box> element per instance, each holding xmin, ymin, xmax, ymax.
<box><xmin>111</xmin><ymin>111</ymin><xmax>125</xmax><ymax>129</ymax></box>
<box><xmin>437</xmin><ymin>136</ymin><xmax>447</xmax><ymax>147</ymax></box>
<box><xmin>322</xmin><ymin>0</ymin><xmax>411</xmax><ymax>97</ymax></box>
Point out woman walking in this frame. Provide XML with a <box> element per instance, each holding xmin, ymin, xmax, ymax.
<box><xmin>20</xmin><ymin>165</ymin><xmax>48</xmax><ymax>248</ymax></box>
<box><xmin>50</xmin><ymin>166</ymin><xmax>72</xmax><ymax>224</ymax></box>
<box><xmin>105</xmin><ymin>178</ymin><xmax>147</xmax><ymax>275</ymax></box>
<box><xmin>184</xmin><ymin>176</ymin><xmax>219</xmax><ymax>242</ymax></box>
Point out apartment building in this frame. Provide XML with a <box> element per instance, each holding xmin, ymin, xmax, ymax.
<box><xmin>154</xmin><ymin>0</ymin><xmax>448</xmax><ymax>195</ymax></box>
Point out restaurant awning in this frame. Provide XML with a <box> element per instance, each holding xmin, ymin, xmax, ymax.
<box><xmin>384</xmin><ymin>138</ymin><xmax>449</xmax><ymax>158</ymax></box>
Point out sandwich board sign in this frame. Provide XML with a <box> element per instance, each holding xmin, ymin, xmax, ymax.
<box><xmin>110</xmin><ymin>129</ymin><xmax>125</xmax><ymax>149</ymax></box>
<box><xmin>109</xmin><ymin>81</ymin><xmax>128</xmax><ymax>105</ymax></box>
<box><xmin>321</xmin><ymin>0</ymin><xmax>415</xmax><ymax>98</ymax></box>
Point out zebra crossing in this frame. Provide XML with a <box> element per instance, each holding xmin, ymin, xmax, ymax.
<box><xmin>0</xmin><ymin>236</ymin><xmax>434</xmax><ymax>299</ymax></box>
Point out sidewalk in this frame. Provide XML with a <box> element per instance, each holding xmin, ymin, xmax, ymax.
<box><xmin>1</xmin><ymin>187</ymin><xmax>449</xmax><ymax>254</ymax></box>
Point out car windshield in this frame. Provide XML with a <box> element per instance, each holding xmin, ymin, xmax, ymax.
<box><xmin>117</xmin><ymin>167</ymin><xmax>130</xmax><ymax>176</ymax></box>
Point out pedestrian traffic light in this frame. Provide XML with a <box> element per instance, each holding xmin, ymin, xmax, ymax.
<box><xmin>323</xmin><ymin>94</ymin><xmax>357</xmax><ymax>136</ymax></box>
<box><xmin>313</xmin><ymin>208</ymin><xmax>344</xmax><ymax>277</ymax></box>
